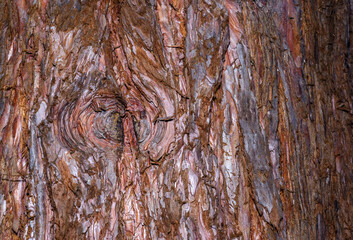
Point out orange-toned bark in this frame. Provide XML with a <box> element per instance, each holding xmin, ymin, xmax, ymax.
<box><xmin>0</xmin><ymin>0</ymin><xmax>352</xmax><ymax>239</ymax></box>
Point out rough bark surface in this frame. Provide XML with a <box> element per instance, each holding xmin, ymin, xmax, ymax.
<box><xmin>0</xmin><ymin>0</ymin><xmax>352</xmax><ymax>239</ymax></box>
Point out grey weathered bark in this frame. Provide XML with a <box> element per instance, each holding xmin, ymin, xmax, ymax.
<box><xmin>0</xmin><ymin>0</ymin><xmax>352</xmax><ymax>239</ymax></box>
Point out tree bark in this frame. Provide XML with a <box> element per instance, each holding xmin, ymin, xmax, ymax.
<box><xmin>0</xmin><ymin>0</ymin><xmax>352</xmax><ymax>239</ymax></box>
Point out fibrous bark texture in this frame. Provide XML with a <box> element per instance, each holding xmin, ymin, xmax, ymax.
<box><xmin>0</xmin><ymin>0</ymin><xmax>352</xmax><ymax>239</ymax></box>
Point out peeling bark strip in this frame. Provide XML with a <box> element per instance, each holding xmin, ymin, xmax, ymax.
<box><xmin>0</xmin><ymin>0</ymin><xmax>352</xmax><ymax>239</ymax></box>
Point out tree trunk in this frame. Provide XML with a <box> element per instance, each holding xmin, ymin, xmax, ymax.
<box><xmin>0</xmin><ymin>0</ymin><xmax>352</xmax><ymax>239</ymax></box>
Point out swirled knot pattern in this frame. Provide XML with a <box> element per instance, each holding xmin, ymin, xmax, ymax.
<box><xmin>57</xmin><ymin>90</ymin><xmax>125</xmax><ymax>153</ymax></box>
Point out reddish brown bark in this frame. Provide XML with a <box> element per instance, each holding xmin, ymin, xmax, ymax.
<box><xmin>0</xmin><ymin>0</ymin><xmax>352</xmax><ymax>239</ymax></box>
